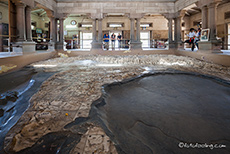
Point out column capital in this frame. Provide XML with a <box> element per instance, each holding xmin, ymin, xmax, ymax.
<box><xmin>207</xmin><ymin>1</ymin><xmax>220</xmax><ymax>8</ymax></box>
<box><xmin>91</xmin><ymin>13</ymin><xmax>104</xmax><ymax>20</ymax></box>
<box><xmin>13</xmin><ymin>1</ymin><xmax>26</xmax><ymax>7</ymax></box>
<box><xmin>163</xmin><ymin>10</ymin><xmax>185</xmax><ymax>20</ymax></box>
<box><xmin>130</xmin><ymin>18</ymin><xmax>135</xmax><ymax>21</ymax></box>
<box><xmin>128</xmin><ymin>13</ymin><xmax>144</xmax><ymax>19</ymax></box>
<box><xmin>57</xmin><ymin>13</ymin><xmax>69</xmax><ymax>20</ymax></box>
<box><xmin>196</xmin><ymin>0</ymin><xmax>222</xmax><ymax>8</ymax></box>
<box><xmin>174</xmin><ymin>10</ymin><xmax>186</xmax><ymax>18</ymax></box>
<box><xmin>26</xmin><ymin>6</ymin><xmax>33</xmax><ymax>10</ymax></box>
<box><xmin>162</xmin><ymin>13</ymin><xmax>174</xmax><ymax>19</ymax></box>
<box><xmin>201</xmin><ymin>5</ymin><xmax>208</xmax><ymax>9</ymax></box>
<box><xmin>46</xmin><ymin>10</ymin><xmax>55</xmax><ymax>19</ymax></box>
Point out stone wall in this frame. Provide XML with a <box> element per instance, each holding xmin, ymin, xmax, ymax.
<box><xmin>0</xmin><ymin>3</ymin><xmax>9</xmax><ymax>24</ymax></box>
<box><xmin>56</xmin><ymin>2</ymin><xmax>175</xmax><ymax>14</ymax></box>
<box><xmin>63</xmin><ymin>15</ymin><xmax>169</xmax><ymax>39</ymax></box>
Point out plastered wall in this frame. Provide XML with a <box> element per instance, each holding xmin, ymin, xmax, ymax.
<box><xmin>0</xmin><ymin>3</ymin><xmax>9</xmax><ymax>24</ymax></box>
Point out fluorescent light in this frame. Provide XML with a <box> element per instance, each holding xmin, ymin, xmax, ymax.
<box><xmin>82</xmin><ymin>24</ymin><xmax>92</xmax><ymax>28</ymax></box>
<box><xmin>66</xmin><ymin>25</ymin><xmax>77</xmax><ymax>28</ymax></box>
<box><xmin>109</xmin><ymin>24</ymin><xmax>122</xmax><ymax>28</ymax></box>
<box><xmin>140</xmin><ymin>24</ymin><xmax>150</xmax><ymax>27</ymax></box>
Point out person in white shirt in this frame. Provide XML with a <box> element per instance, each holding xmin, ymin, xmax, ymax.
<box><xmin>194</xmin><ymin>28</ymin><xmax>201</xmax><ymax>49</ymax></box>
<box><xmin>185</xmin><ymin>28</ymin><xmax>196</xmax><ymax>51</ymax></box>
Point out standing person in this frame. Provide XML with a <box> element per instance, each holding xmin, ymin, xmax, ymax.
<box><xmin>117</xmin><ymin>33</ymin><xmax>122</xmax><ymax>49</ymax></box>
<box><xmin>194</xmin><ymin>29</ymin><xmax>200</xmax><ymax>50</ymax></box>
<box><xmin>103</xmin><ymin>33</ymin><xmax>110</xmax><ymax>50</ymax></box>
<box><xmin>111</xmin><ymin>33</ymin><xmax>116</xmax><ymax>50</ymax></box>
<box><xmin>185</xmin><ymin>28</ymin><xmax>195</xmax><ymax>51</ymax></box>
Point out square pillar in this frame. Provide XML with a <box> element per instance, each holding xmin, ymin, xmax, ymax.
<box><xmin>56</xmin><ymin>18</ymin><xmax>66</xmax><ymax>50</ymax></box>
<box><xmin>202</xmin><ymin>6</ymin><xmax>208</xmax><ymax>29</ymax></box>
<box><xmin>130</xmin><ymin>18</ymin><xmax>135</xmax><ymax>43</ymax></box>
<box><xmin>174</xmin><ymin>15</ymin><xmax>185</xmax><ymax>50</ymax></box>
<box><xmin>208</xmin><ymin>3</ymin><xmax>217</xmax><ymax>41</ymax></box>
<box><xmin>13</xmin><ymin>3</ymin><xmax>36</xmax><ymax>54</ymax></box>
<box><xmin>136</xmin><ymin>18</ymin><xmax>141</xmax><ymax>42</ymax></box>
<box><xmin>199</xmin><ymin>2</ymin><xmax>222</xmax><ymax>53</ymax></box>
<box><xmin>98</xmin><ymin>19</ymin><xmax>103</xmax><ymax>42</ymax></box>
<box><xmin>16</xmin><ymin>3</ymin><xmax>26</xmax><ymax>42</ymax></box>
<box><xmin>168</xmin><ymin>18</ymin><xmax>175</xmax><ymax>49</ymax></box>
<box><xmin>48</xmin><ymin>16</ymin><xmax>57</xmax><ymax>51</ymax></box>
<box><xmin>91</xmin><ymin>18</ymin><xmax>103</xmax><ymax>51</ymax></box>
<box><xmin>25</xmin><ymin>6</ymin><xmax>32</xmax><ymax>41</ymax></box>
<box><xmin>129</xmin><ymin>18</ymin><xmax>142</xmax><ymax>50</ymax></box>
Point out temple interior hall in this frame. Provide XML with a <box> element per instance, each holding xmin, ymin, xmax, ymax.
<box><xmin>0</xmin><ymin>0</ymin><xmax>230</xmax><ymax>154</ymax></box>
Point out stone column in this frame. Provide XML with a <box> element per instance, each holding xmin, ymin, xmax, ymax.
<box><xmin>47</xmin><ymin>15</ymin><xmax>57</xmax><ymax>51</ymax></box>
<box><xmin>168</xmin><ymin>18</ymin><xmax>173</xmax><ymax>43</ymax></box>
<box><xmin>130</xmin><ymin>18</ymin><xmax>135</xmax><ymax>42</ymax></box>
<box><xmin>168</xmin><ymin>17</ymin><xmax>175</xmax><ymax>49</ymax></box>
<box><xmin>25</xmin><ymin>6</ymin><xmax>32</xmax><ymax>41</ymax></box>
<box><xmin>54</xmin><ymin>19</ymin><xmax>57</xmax><ymax>43</ymax></box>
<box><xmin>91</xmin><ymin>18</ymin><xmax>103</xmax><ymax>51</ymax></box>
<box><xmin>136</xmin><ymin>18</ymin><xmax>141</xmax><ymax>42</ymax></box>
<box><xmin>129</xmin><ymin>18</ymin><xmax>142</xmax><ymax>50</ymax></box>
<box><xmin>16</xmin><ymin>3</ymin><xmax>26</xmax><ymax>42</ymax></box>
<box><xmin>198</xmin><ymin>1</ymin><xmax>222</xmax><ymax>53</ymax></box>
<box><xmin>98</xmin><ymin>19</ymin><xmax>103</xmax><ymax>42</ymax></box>
<box><xmin>59</xmin><ymin>18</ymin><xmax>64</xmax><ymax>43</ymax></box>
<box><xmin>173</xmin><ymin>18</ymin><xmax>177</xmax><ymax>43</ymax></box>
<box><xmin>92</xmin><ymin>19</ymin><xmax>97</xmax><ymax>42</ymax></box>
<box><xmin>202</xmin><ymin>6</ymin><xmax>208</xmax><ymax>29</ymax></box>
<box><xmin>13</xmin><ymin>2</ymin><xmax>36</xmax><ymax>53</ymax></box>
<box><xmin>150</xmin><ymin>30</ymin><xmax>153</xmax><ymax>48</ymax></box>
<box><xmin>208</xmin><ymin>2</ymin><xmax>217</xmax><ymax>41</ymax></box>
<box><xmin>56</xmin><ymin>18</ymin><xmax>66</xmax><ymax>50</ymax></box>
<box><xmin>48</xmin><ymin>17</ymin><xmax>56</xmax><ymax>42</ymax></box>
<box><xmin>175</xmin><ymin>16</ymin><xmax>182</xmax><ymax>43</ymax></box>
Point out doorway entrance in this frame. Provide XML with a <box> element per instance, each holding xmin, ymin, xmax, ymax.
<box><xmin>109</xmin><ymin>31</ymin><xmax>122</xmax><ymax>50</ymax></box>
<box><xmin>140</xmin><ymin>31</ymin><xmax>150</xmax><ymax>48</ymax></box>
<box><xmin>80</xmin><ymin>32</ymin><xmax>92</xmax><ymax>49</ymax></box>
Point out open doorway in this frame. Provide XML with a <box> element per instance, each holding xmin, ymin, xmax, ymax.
<box><xmin>80</xmin><ymin>32</ymin><xmax>92</xmax><ymax>49</ymax></box>
<box><xmin>141</xmin><ymin>31</ymin><xmax>150</xmax><ymax>48</ymax></box>
<box><xmin>109</xmin><ymin>31</ymin><xmax>122</xmax><ymax>50</ymax></box>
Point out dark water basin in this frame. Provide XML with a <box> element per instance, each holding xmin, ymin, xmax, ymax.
<box><xmin>97</xmin><ymin>73</ymin><xmax>230</xmax><ymax>154</ymax></box>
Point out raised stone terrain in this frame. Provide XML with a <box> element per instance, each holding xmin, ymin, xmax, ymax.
<box><xmin>3</xmin><ymin>55</ymin><xmax>230</xmax><ymax>153</ymax></box>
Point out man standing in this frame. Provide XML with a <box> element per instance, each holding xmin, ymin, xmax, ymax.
<box><xmin>111</xmin><ymin>33</ymin><xmax>116</xmax><ymax>50</ymax></box>
<box><xmin>117</xmin><ymin>33</ymin><xmax>122</xmax><ymax>49</ymax></box>
<box><xmin>103</xmin><ymin>33</ymin><xmax>110</xmax><ymax>50</ymax></box>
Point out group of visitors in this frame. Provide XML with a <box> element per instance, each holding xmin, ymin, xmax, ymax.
<box><xmin>103</xmin><ymin>33</ymin><xmax>122</xmax><ymax>50</ymax></box>
<box><xmin>185</xmin><ymin>28</ymin><xmax>201</xmax><ymax>51</ymax></box>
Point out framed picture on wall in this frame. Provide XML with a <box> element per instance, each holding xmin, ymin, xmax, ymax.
<box><xmin>200</xmin><ymin>29</ymin><xmax>210</xmax><ymax>41</ymax></box>
<box><xmin>0</xmin><ymin>12</ymin><xmax>2</xmax><ymax>20</ymax></box>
